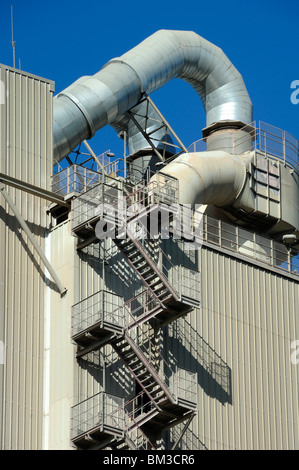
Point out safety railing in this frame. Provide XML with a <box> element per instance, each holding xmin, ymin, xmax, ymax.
<box><xmin>71</xmin><ymin>175</ymin><xmax>126</xmax><ymax>229</ymax></box>
<box><xmin>71</xmin><ymin>392</ymin><xmax>125</xmax><ymax>440</ymax></box>
<box><xmin>132</xmin><ymin>222</ymin><xmax>200</xmax><ymax>305</ymax></box>
<box><xmin>234</xmin><ymin>121</ymin><xmax>299</xmax><ymax>169</ymax></box>
<box><xmin>124</xmin><ymin>392</ymin><xmax>157</xmax><ymax>429</ymax></box>
<box><xmin>71</xmin><ymin>290</ymin><xmax>124</xmax><ymax>339</ymax></box>
<box><xmin>174</xmin><ymin>368</ymin><xmax>197</xmax><ymax>409</ymax></box>
<box><xmin>51</xmin><ymin>164</ymin><xmax>101</xmax><ymax>196</ymax></box>
<box><xmin>202</xmin><ymin>214</ymin><xmax>299</xmax><ymax>276</ymax></box>
<box><xmin>125</xmin><ymin>313</ymin><xmax>197</xmax><ymax>408</ymax></box>
<box><xmin>52</xmin><ymin>157</ymin><xmax>126</xmax><ymax>197</ymax></box>
<box><xmin>188</xmin><ymin>121</ymin><xmax>299</xmax><ymax>172</ymax></box>
<box><xmin>71</xmin><ymin>172</ymin><xmax>179</xmax><ymax>232</ymax></box>
<box><xmin>125</xmin><ymin>289</ymin><xmax>162</xmax><ymax>328</ymax></box>
<box><xmin>71</xmin><ymin>390</ymin><xmax>157</xmax><ymax>449</ymax></box>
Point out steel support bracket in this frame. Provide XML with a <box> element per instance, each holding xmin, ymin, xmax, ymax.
<box><xmin>0</xmin><ymin>184</ymin><xmax>67</xmax><ymax>296</ymax></box>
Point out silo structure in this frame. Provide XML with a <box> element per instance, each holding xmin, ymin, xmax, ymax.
<box><xmin>0</xmin><ymin>30</ymin><xmax>299</xmax><ymax>450</ymax></box>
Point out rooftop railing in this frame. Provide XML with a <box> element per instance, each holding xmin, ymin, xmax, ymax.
<box><xmin>51</xmin><ymin>155</ymin><xmax>125</xmax><ymax>197</ymax></box>
<box><xmin>71</xmin><ymin>172</ymin><xmax>179</xmax><ymax>231</ymax></box>
<box><xmin>200</xmin><ymin>213</ymin><xmax>299</xmax><ymax>276</ymax></box>
<box><xmin>188</xmin><ymin>121</ymin><xmax>299</xmax><ymax>172</ymax></box>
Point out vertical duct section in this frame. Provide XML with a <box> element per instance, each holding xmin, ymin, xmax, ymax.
<box><xmin>112</xmin><ymin>100</ymin><xmax>175</xmax><ymax>181</ymax></box>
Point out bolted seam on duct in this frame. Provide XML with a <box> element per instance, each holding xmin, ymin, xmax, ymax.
<box><xmin>53</xmin><ymin>29</ymin><xmax>252</xmax><ymax>164</ymax></box>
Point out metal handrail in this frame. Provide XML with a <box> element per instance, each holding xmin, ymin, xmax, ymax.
<box><xmin>203</xmin><ymin>214</ymin><xmax>299</xmax><ymax>276</ymax></box>
<box><xmin>123</xmin><ymin>310</ymin><xmax>178</xmax><ymax>401</ymax></box>
<box><xmin>71</xmin><ymin>390</ymin><xmax>157</xmax><ymax>449</ymax></box>
<box><xmin>188</xmin><ymin>120</ymin><xmax>299</xmax><ymax>171</ymax></box>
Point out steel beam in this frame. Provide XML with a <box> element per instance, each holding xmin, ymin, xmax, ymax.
<box><xmin>0</xmin><ymin>184</ymin><xmax>67</xmax><ymax>296</ymax></box>
<box><xmin>171</xmin><ymin>412</ymin><xmax>196</xmax><ymax>450</ymax></box>
<box><xmin>83</xmin><ymin>140</ymin><xmax>107</xmax><ymax>175</ymax></box>
<box><xmin>0</xmin><ymin>172</ymin><xmax>70</xmax><ymax>207</ymax></box>
<box><xmin>125</xmin><ymin>110</ymin><xmax>165</xmax><ymax>162</ymax></box>
<box><xmin>145</xmin><ymin>94</ymin><xmax>189</xmax><ymax>154</ymax></box>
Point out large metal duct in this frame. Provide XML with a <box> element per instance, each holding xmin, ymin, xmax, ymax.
<box><xmin>53</xmin><ymin>29</ymin><xmax>252</xmax><ymax>164</ymax></box>
<box><xmin>151</xmin><ymin>151</ymin><xmax>247</xmax><ymax>207</ymax></box>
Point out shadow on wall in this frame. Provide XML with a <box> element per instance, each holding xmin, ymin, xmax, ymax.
<box><xmin>77</xmin><ymin>240</ymin><xmax>143</xmax><ymax>300</ymax></box>
<box><xmin>163</xmin><ymin>237</ymin><xmax>199</xmax><ymax>272</ymax></box>
<box><xmin>76</xmin><ymin>348</ymin><xmax>134</xmax><ymax>402</ymax></box>
<box><xmin>166</xmin><ymin>320</ymin><xmax>232</xmax><ymax>406</ymax></box>
<box><xmin>0</xmin><ymin>205</ymin><xmax>60</xmax><ymax>294</ymax></box>
<box><xmin>165</xmin><ymin>421</ymin><xmax>209</xmax><ymax>451</ymax></box>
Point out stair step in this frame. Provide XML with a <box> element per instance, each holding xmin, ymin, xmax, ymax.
<box><xmin>155</xmin><ymin>286</ymin><xmax>169</xmax><ymax>295</ymax></box>
<box><xmin>127</xmin><ymin>357</ymin><xmax>142</xmax><ymax>367</ymax></box>
<box><xmin>134</xmin><ymin>261</ymin><xmax>148</xmax><ymax>270</ymax></box>
<box><xmin>129</xmin><ymin>254</ymin><xmax>144</xmax><ymax>264</ymax></box>
<box><xmin>150</xmin><ymin>280</ymin><xmax>164</xmax><ymax>289</ymax></box>
<box><xmin>119</xmin><ymin>241</ymin><xmax>133</xmax><ymax>250</ymax></box>
<box><xmin>145</xmin><ymin>384</ymin><xmax>163</xmax><ymax>394</ymax></box>
<box><xmin>143</xmin><ymin>273</ymin><xmax>158</xmax><ymax>282</ymax></box>
<box><xmin>131</xmin><ymin>363</ymin><xmax>146</xmax><ymax>372</ymax></box>
<box><xmin>139</xmin><ymin>266</ymin><xmax>152</xmax><ymax>276</ymax></box>
<box><xmin>144</xmin><ymin>383</ymin><xmax>160</xmax><ymax>391</ymax></box>
<box><xmin>125</xmin><ymin>247</ymin><xmax>139</xmax><ymax>255</ymax></box>
<box><xmin>140</xmin><ymin>376</ymin><xmax>156</xmax><ymax>384</ymax></box>
<box><xmin>136</xmin><ymin>370</ymin><xmax>152</xmax><ymax>380</ymax></box>
<box><xmin>132</xmin><ymin>256</ymin><xmax>147</xmax><ymax>265</ymax></box>
<box><xmin>154</xmin><ymin>392</ymin><xmax>167</xmax><ymax>401</ymax></box>
<box><xmin>114</xmin><ymin>343</ymin><xmax>130</xmax><ymax>352</ymax></box>
<box><xmin>122</xmin><ymin>352</ymin><xmax>138</xmax><ymax>361</ymax></box>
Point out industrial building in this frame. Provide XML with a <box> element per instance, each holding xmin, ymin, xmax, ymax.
<box><xmin>0</xmin><ymin>29</ymin><xmax>299</xmax><ymax>450</ymax></box>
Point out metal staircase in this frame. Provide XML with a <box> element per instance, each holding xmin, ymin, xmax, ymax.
<box><xmin>71</xmin><ymin>174</ymin><xmax>199</xmax><ymax>450</ymax></box>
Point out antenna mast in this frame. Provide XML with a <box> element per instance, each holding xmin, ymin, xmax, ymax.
<box><xmin>11</xmin><ymin>5</ymin><xmax>16</xmax><ymax>68</ymax></box>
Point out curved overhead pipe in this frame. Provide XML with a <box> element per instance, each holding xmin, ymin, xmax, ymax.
<box><xmin>53</xmin><ymin>29</ymin><xmax>252</xmax><ymax>164</ymax></box>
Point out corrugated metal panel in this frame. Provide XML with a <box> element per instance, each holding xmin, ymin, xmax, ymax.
<box><xmin>46</xmin><ymin>220</ymin><xmax>74</xmax><ymax>450</ymax></box>
<box><xmin>0</xmin><ymin>65</ymin><xmax>53</xmax><ymax>449</ymax></box>
<box><xmin>165</xmin><ymin>244</ymin><xmax>299</xmax><ymax>450</ymax></box>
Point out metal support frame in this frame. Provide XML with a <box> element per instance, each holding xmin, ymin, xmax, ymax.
<box><xmin>0</xmin><ymin>184</ymin><xmax>67</xmax><ymax>296</ymax></box>
<box><xmin>83</xmin><ymin>140</ymin><xmax>107</xmax><ymax>176</ymax></box>
<box><xmin>126</xmin><ymin>110</ymin><xmax>165</xmax><ymax>162</ymax></box>
<box><xmin>126</xmin><ymin>94</ymin><xmax>189</xmax><ymax>163</ymax></box>
<box><xmin>145</xmin><ymin>94</ymin><xmax>189</xmax><ymax>154</ymax></box>
<box><xmin>171</xmin><ymin>412</ymin><xmax>196</xmax><ymax>450</ymax></box>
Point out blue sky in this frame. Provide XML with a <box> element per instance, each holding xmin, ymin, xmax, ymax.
<box><xmin>0</xmin><ymin>0</ymin><xmax>298</xmax><ymax>162</ymax></box>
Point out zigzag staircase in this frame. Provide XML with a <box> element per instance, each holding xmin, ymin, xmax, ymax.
<box><xmin>71</xmin><ymin>176</ymin><xmax>199</xmax><ymax>450</ymax></box>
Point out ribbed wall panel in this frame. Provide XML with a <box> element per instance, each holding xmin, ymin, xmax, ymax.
<box><xmin>165</xmin><ymin>245</ymin><xmax>299</xmax><ymax>450</ymax></box>
<box><xmin>47</xmin><ymin>221</ymin><xmax>74</xmax><ymax>450</ymax></box>
<box><xmin>0</xmin><ymin>65</ymin><xmax>53</xmax><ymax>449</ymax></box>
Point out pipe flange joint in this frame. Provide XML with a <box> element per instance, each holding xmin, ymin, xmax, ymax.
<box><xmin>58</xmin><ymin>92</ymin><xmax>96</xmax><ymax>139</ymax></box>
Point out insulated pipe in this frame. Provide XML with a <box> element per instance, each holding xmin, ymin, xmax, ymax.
<box><xmin>53</xmin><ymin>30</ymin><xmax>252</xmax><ymax>164</ymax></box>
<box><xmin>150</xmin><ymin>151</ymin><xmax>247</xmax><ymax>207</ymax></box>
